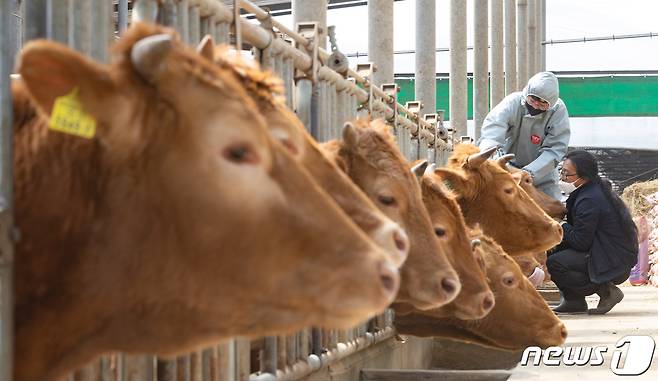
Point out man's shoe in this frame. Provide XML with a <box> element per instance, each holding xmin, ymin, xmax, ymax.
<box><xmin>588</xmin><ymin>284</ymin><xmax>624</xmax><ymax>315</ymax></box>
<box><xmin>552</xmin><ymin>298</ymin><xmax>587</xmax><ymax>314</ymax></box>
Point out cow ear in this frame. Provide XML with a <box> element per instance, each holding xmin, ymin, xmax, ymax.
<box><xmin>197</xmin><ymin>34</ymin><xmax>215</xmax><ymax>61</ymax></box>
<box><xmin>18</xmin><ymin>39</ymin><xmax>116</xmax><ymax>118</ymax></box>
<box><xmin>342</xmin><ymin>121</ymin><xmax>359</xmax><ymax>149</ymax></box>
<box><xmin>432</xmin><ymin>168</ymin><xmax>470</xmax><ymax>198</ymax></box>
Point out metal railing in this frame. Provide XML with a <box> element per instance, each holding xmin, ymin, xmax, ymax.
<box><xmin>3</xmin><ymin>1</ymin><xmax>456</xmax><ymax>380</ymax></box>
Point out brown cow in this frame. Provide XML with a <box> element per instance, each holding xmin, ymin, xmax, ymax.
<box><xmin>13</xmin><ymin>24</ymin><xmax>399</xmax><ymax>381</ymax></box>
<box><xmin>395</xmin><ymin>230</ymin><xmax>567</xmax><ymax>350</ymax></box>
<box><xmin>200</xmin><ymin>40</ymin><xmax>409</xmax><ymax>266</ymax></box>
<box><xmin>433</xmin><ymin>143</ymin><xmax>563</xmax><ymax>256</ymax></box>
<box><xmin>322</xmin><ymin>119</ymin><xmax>461</xmax><ymax>310</ymax></box>
<box><xmin>506</xmin><ymin>163</ymin><xmax>567</xmax><ymax>220</ymax></box>
<box><xmin>413</xmin><ymin>169</ymin><xmax>495</xmax><ymax>319</ymax></box>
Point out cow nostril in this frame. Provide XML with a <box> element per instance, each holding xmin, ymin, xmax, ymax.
<box><xmin>441</xmin><ymin>277</ymin><xmax>459</xmax><ymax>295</ymax></box>
<box><xmin>482</xmin><ymin>293</ymin><xmax>495</xmax><ymax>312</ymax></box>
<box><xmin>560</xmin><ymin>324</ymin><xmax>568</xmax><ymax>339</ymax></box>
<box><xmin>393</xmin><ymin>230</ymin><xmax>407</xmax><ymax>252</ymax></box>
<box><xmin>378</xmin><ymin>262</ymin><xmax>399</xmax><ymax>294</ymax></box>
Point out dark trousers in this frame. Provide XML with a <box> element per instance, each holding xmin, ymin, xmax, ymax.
<box><xmin>547</xmin><ymin>248</ymin><xmax>629</xmax><ymax>300</ymax></box>
<box><xmin>547</xmin><ymin>249</ymin><xmax>597</xmax><ymax>300</ymax></box>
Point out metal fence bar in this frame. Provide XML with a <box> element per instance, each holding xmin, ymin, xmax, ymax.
<box><xmin>217</xmin><ymin>341</ymin><xmax>235</xmax><ymax>381</ymax></box>
<box><xmin>132</xmin><ymin>0</ymin><xmax>159</xmax><ymax>24</ymax></box>
<box><xmin>90</xmin><ymin>0</ymin><xmax>111</xmax><ymax>62</ymax></box>
<box><xmin>71</xmin><ymin>0</ymin><xmax>91</xmax><ymax>54</ymax></box>
<box><xmin>215</xmin><ymin>21</ymin><xmax>230</xmax><ymax>45</ymax></box>
<box><xmin>123</xmin><ymin>355</ymin><xmax>155</xmax><ymax>381</ymax></box>
<box><xmin>178</xmin><ymin>0</ymin><xmax>190</xmax><ymax>44</ymax></box>
<box><xmin>48</xmin><ymin>0</ymin><xmax>70</xmax><ymax>44</ymax></box>
<box><xmin>201</xmin><ymin>348</ymin><xmax>213</xmax><ymax>381</ymax></box>
<box><xmin>159</xmin><ymin>0</ymin><xmax>178</xmax><ymax>28</ymax></box>
<box><xmin>189</xmin><ymin>4</ymin><xmax>201</xmax><ymax>45</ymax></box>
<box><xmin>25</xmin><ymin>0</ymin><xmax>48</xmax><ymax>41</ymax></box>
<box><xmin>191</xmin><ymin>351</ymin><xmax>203</xmax><ymax>381</ymax></box>
<box><xmin>262</xmin><ymin>337</ymin><xmax>277</xmax><ymax>376</ymax></box>
<box><xmin>118</xmin><ymin>0</ymin><xmax>129</xmax><ymax>33</ymax></box>
<box><xmin>0</xmin><ymin>1</ymin><xmax>14</xmax><ymax>380</ymax></box>
<box><xmin>236</xmin><ymin>339</ymin><xmax>250</xmax><ymax>381</ymax></box>
<box><xmin>156</xmin><ymin>359</ymin><xmax>177</xmax><ymax>381</ymax></box>
<box><xmin>177</xmin><ymin>355</ymin><xmax>191</xmax><ymax>381</ymax></box>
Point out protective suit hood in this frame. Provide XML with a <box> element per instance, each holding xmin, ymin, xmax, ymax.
<box><xmin>522</xmin><ymin>72</ymin><xmax>559</xmax><ymax>108</ymax></box>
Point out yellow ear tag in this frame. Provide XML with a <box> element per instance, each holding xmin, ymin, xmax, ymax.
<box><xmin>49</xmin><ymin>87</ymin><xmax>96</xmax><ymax>139</ymax></box>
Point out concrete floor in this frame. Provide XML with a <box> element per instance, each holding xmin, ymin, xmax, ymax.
<box><xmin>509</xmin><ymin>285</ymin><xmax>658</xmax><ymax>380</ymax></box>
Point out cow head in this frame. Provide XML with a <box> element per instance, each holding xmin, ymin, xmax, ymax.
<box><xmin>432</xmin><ymin>144</ymin><xmax>562</xmax><ymax>256</ymax></box>
<box><xmin>15</xmin><ymin>23</ymin><xmax>399</xmax><ymax>380</ymax></box>
<box><xmin>411</xmin><ymin>165</ymin><xmax>494</xmax><ymax>319</ymax></box>
<box><xmin>507</xmin><ymin>166</ymin><xmax>567</xmax><ymax>220</ymax></box>
<box><xmin>395</xmin><ymin>231</ymin><xmax>567</xmax><ymax>350</ymax></box>
<box><xmin>201</xmin><ymin>41</ymin><xmax>409</xmax><ymax>267</ymax></box>
<box><xmin>322</xmin><ymin>119</ymin><xmax>460</xmax><ymax>310</ymax></box>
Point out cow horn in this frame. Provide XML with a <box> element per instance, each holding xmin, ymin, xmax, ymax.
<box><xmin>424</xmin><ymin>163</ymin><xmax>437</xmax><ymax>176</ymax></box>
<box><xmin>411</xmin><ymin>160</ymin><xmax>429</xmax><ymax>180</ymax></box>
<box><xmin>496</xmin><ymin>154</ymin><xmax>516</xmax><ymax>167</ymax></box>
<box><xmin>466</xmin><ymin>145</ymin><xmax>498</xmax><ymax>169</ymax></box>
<box><xmin>131</xmin><ymin>34</ymin><xmax>173</xmax><ymax>83</ymax></box>
<box><xmin>197</xmin><ymin>34</ymin><xmax>215</xmax><ymax>61</ymax></box>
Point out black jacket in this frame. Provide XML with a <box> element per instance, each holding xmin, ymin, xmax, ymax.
<box><xmin>561</xmin><ymin>181</ymin><xmax>638</xmax><ymax>283</ymax></box>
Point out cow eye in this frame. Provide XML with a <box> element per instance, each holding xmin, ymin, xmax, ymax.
<box><xmin>504</xmin><ymin>187</ymin><xmax>514</xmax><ymax>194</ymax></box>
<box><xmin>434</xmin><ymin>227</ymin><xmax>446</xmax><ymax>237</ymax></box>
<box><xmin>502</xmin><ymin>272</ymin><xmax>517</xmax><ymax>287</ymax></box>
<box><xmin>378</xmin><ymin>195</ymin><xmax>396</xmax><ymax>206</ymax></box>
<box><xmin>223</xmin><ymin>143</ymin><xmax>259</xmax><ymax>164</ymax></box>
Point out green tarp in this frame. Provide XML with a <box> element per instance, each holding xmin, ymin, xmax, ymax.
<box><xmin>395</xmin><ymin>75</ymin><xmax>658</xmax><ymax>120</ymax></box>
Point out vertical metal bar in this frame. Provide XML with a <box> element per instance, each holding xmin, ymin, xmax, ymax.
<box><xmin>450</xmin><ymin>0</ymin><xmax>468</xmax><ymax>140</ymax></box>
<box><xmin>71</xmin><ymin>0</ymin><xmax>91</xmax><ymax>54</ymax></box>
<box><xmin>177</xmin><ymin>355</ymin><xmax>191</xmax><ymax>381</ymax></box>
<box><xmin>25</xmin><ymin>0</ymin><xmax>48</xmax><ymax>41</ymax></box>
<box><xmin>159</xmin><ymin>0</ymin><xmax>178</xmax><ymax>28</ymax></box>
<box><xmin>490</xmin><ymin>0</ymin><xmax>505</xmax><ymax>106</ymax></box>
<box><xmin>156</xmin><ymin>359</ymin><xmax>176</xmax><ymax>381</ymax></box>
<box><xmin>368</xmin><ymin>0</ymin><xmax>393</xmax><ymax>86</ymax></box>
<box><xmin>217</xmin><ymin>341</ymin><xmax>235</xmax><ymax>381</ymax></box>
<box><xmin>236</xmin><ymin>339</ymin><xmax>251</xmax><ymax>381</ymax></box>
<box><xmin>216</xmin><ymin>21</ymin><xmax>229</xmax><ymax>45</ymax></box>
<box><xmin>48</xmin><ymin>0</ymin><xmax>70</xmax><ymax>44</ymax></box>
<box><xmin>311</xmin><ymin>327</ymin><xmax>322</xmax><ymax>355</ymax></box>
<box><xmin>123</xmin><ymin>355</ymin><xmax>155</xmax><ymax>381</ymax></box>
<box><xmin>90</xmin><ymin>0</ymin><xmax>111</xmax><ymax>62</ymax></box>
<box><xmin>191</xmin><ymin>352</ymin><xmax>202</xmax><ymax>381</ymax></box>
<box><xmin>318</xmin><ymin>82</ymin><xmax>327</xmax><ymax>142</ymax></box>
<box><xmin>276</xmin><ymin>335</ymin><xmax>286</xmax><ymax>370</ymax></box>
<box><xmin>516</xmin><ymin>0</ymin><xmax>528</xmax><ymax>88</ymax></box>
<box><xmin>262</xmin><ymin>337</ymin><xmax>277</xmax><ymax>376</ymax></box>
<box><xmin>285</xmin><ymin>334</ymin><xmax>296</xmax><ymax>368</ymax></box>
<box><xmin>73</xmin><ymin>361</ymin><xmax>101</xmax><ymax>381</ymax></box>
<box><xmin>473</xmin><ymin>0</ymin><xmax>488</xmax><ymax>140</ymax></box>
<box><xmin>527</xmin><ymin>0</ymin><xmax>537</xmax><ymax>78</ymax></box>
<box><xmin>200</xmin><ymin>17</ymin><xmax>212</xmax><ymax>40</ymax></box>
<box><xmin>540</xmin><ymin>0</ymin><xmax>546</xmax><ymax>71</ymax></box>
<box><xmin>297</xmin><ymin>79</ymin><xmax>313</xmax><ymax>135</ymax></box>
<box><xmin>178</xmin><ymin>0</ymin><xmax>190</xmax><ymax>45</ymax></box>
<box><xmin>132</xmin><ymin>0</ymin><xmax>159</xmax><ymax>24</ymax></box>
<box><xmin>0</xmin><ymin>1</ymin><xmax>14</xmax><ymax>379</ymax></box>
<box><xmin>201</xmin><ymin>349</ymin><xmax>213</xmax><ymax>381</ymax></box>
<box><xmin>118</xmin><ymin>0</ymin><xmax>129</xmax><ymax>34</ymax></box>
<box><xmin>415</xmin><ymin>0</ymin><xmax>436</xmax><ymax>123</ymax></box>
<box><xmin>284</xmin><ymin>57</ymin><xmax>294</xmax><ymax>109</ymax></box>
<box><xmin>504</xmin><ymin>0</ymin><xmax>518</xmax><ymax>95</ymax></box>
<box><xmin>189</xmin><ymin>5</ymin><xmax>201</xmax><ymax>45</ymax></box>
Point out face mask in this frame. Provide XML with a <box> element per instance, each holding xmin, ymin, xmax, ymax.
<box><xmin>525</xmin><ymin>101</ymin><xmax>546</xmax><ymax>116</ymax></box>
<box><xmin>559</xmin><ymin>179</ymin><xmax>579</xmax><ymax>195</ymax></box>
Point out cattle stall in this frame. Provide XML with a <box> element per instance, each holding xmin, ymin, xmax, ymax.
<box><xmin>0</xmin><ymin>0</ymin><xmax>454</xmax><ymax>380</ymax></box>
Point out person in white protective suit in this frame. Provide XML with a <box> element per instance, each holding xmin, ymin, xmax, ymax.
<box><xmin>478</xmin><ymin>72</ymin><xmax>571</xmax><ymax>200</ymax></box>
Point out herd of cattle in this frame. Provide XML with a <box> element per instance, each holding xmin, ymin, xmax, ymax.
<box><xmin>9</xmin><ymin>23</ymin><xmax>568</xmax><ymax>381</ymax></box>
